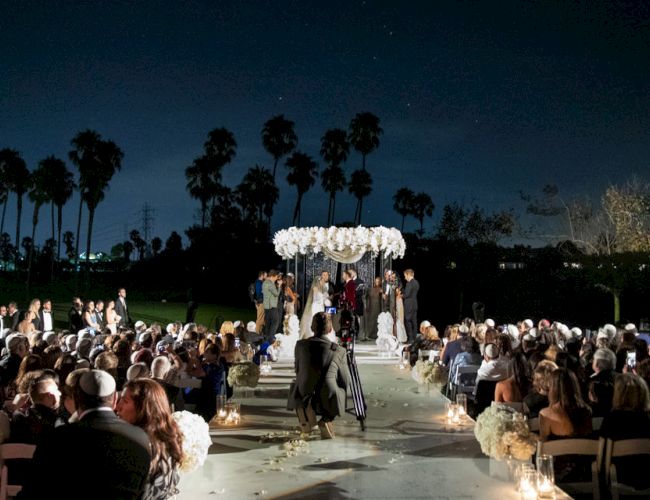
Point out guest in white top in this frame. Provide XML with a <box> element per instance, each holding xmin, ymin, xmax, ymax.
<box><xmin>477</xmin><ymin>343</ymin><xmax>510</xmax><ymax>382</ymax></box>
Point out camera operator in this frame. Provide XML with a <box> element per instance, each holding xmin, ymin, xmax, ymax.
<box><xmin>289</xmin><ymin>312</ymin><xmax>351</xmax><ymax>439</ymax></box>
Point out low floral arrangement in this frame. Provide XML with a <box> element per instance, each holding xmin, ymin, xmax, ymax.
<box><xmin>227</xmin><ymin>361</ymin><xmax>261</xmax><ymax>388</ymax></box>
<box><xmin>411</xmin><ymin>359</ymin><xmax>444</xmax><ymax>385</ymax></box>
<box><xmin>273</xmin><ymin>226</ymin><xmax>406</xmax><ymax>259</ymax></box>
<box><xmin>376</xmin><ymin>312</ymin><xmax>400</xmax><ymax>353</ymax></box>
<box><xmin>172</xmin><ymin>410</ymin><xmax>212</xmax><ymax>473</ymax></box>
<box><xmin>474</xmin><ymin>403</ymin><xmax>537</xmax><ymax>461</ymax></box>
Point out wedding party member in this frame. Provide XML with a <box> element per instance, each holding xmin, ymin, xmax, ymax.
<box><xmin>254</xmin><ymin>271</ymin><xmax>266</xmax><ymax>334</ymax></box>
<box><xmin>28</xmin><ymin>299</ymin><xmax>41</xmax><ymax>329</ymax></box>
<box><xmin>37</xmin><ymin>299</ymin><xmax>54</xmax><ymax>332</ymax></box>
<box><xmin>8</xmin><ymin>302</ymin><xmax>21</xmax><ymax>331</ymax></box>
<box><xmin>347</xmin><ymin>268</ymin><xmax>366</xmax><ymax>340</ymax></box>
<box><xmin>341</xmin><ymin>270</ymin><xmax>357</xmax><ymax>312</ymax></box>
<box><xmin>284</xmin><ymin>273</ymin><xmax>299</xmax><ymax>316</ymax></box>
<box><xmin>262</xmin><ymin>270</ymin><xmax>282</xmax><ymax>343</ymax></box>
<box><xmin>402</xmin><ymin>269</ymin><xmax>419</xmax><ymax>343</ymax></box>
<box><xmin>382</xmin><ymin>269</ymin><xmax>399</xmax><ymax>317</ymax></box>
<box><xmin>67</xmin><ymin>297</ymin><xmax>84</xmax><ymax>333</ymax></box>
<box><xmin>82</xmin><ymin>300</ymin><xmax>101</xmax><ymax>333</ymax></box>
<box><xmin>17</xmin><ymin>311</ymin><xmax>37</xmax><ymax>336</ymax></box>
<box><xmin>115</xmin><ymin>287</ymin><xmax>131</xmax><ymax>327</ymax></box>
<box><xmin>299</xmin><ymin>271</ymin><xmax>331</xmax><ymax>339</ymax></box>
<box><xmin>364</xmin><ymin>277</ymin><xmax>383</xmax><ymax>340</ymax></box>
<box><xmin>95</xmin><ymin>300</ymin><xmax>105</xmax><ymax>329</ymax></box>
<box><xmin>105</xmin><ymin>300</ymin><xmax>121</xmax><ymax>334</ymax></box>
<box><xmin>116</xmin><ymin>379</ymin><xmax>184</xmax><ymax>500</ymax></box>
<box><xmin>20</xmin><ymin>370</ymin><xmax>151</xmax><ymax>500</ymax></box>
<box><xmin>290</xmin><ymin>312</ymin><xmax>351</xmax><ymax>439</ymax></box>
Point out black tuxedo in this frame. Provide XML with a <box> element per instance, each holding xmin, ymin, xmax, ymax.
<box><xmin>19</xmin><ymin>409</ymin><xmax>151</xmax><ymax>500</ymax></box>
<box><xmin>9</xmin><ymin>310</ymin><xmax>20</xmax><ymax>331</ymax></box>
<box><xmin>115</xmin><ymin>297</ymin><xmax>130</xmax><ymax>327</ymax></box>
<box><xmin>402</xmin><ymin>278</ymin><xmax>419</xmax><ymax>343</ymax></box>
<box><xmin>38</xmin><ymin>310</ymin><xmax>54</xmax><ymax>332</ymax></box>
<box><xmin>68</xmin><ymin>307</ymin><xmax>83</xmax><ymax>333</ymax></box>
<box><xmin>95</xmin><ymin>310</ymin><xmax>105</xmax><ymax>329</ymax></box>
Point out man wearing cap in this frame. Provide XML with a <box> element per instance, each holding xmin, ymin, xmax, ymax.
<box><xmin>20</xmin><ymin>370</ymin><xmax>151</xmax><ymax>499</ymax></box>
<box><xmin>477</xmin><ymin>343</ymin><xmax>510</xmax><ymax>382</ymax></box>
<box><xmin>243</xmin><ymin>321</ymin><xmax>263</xmax><ymax>346</ymax></box>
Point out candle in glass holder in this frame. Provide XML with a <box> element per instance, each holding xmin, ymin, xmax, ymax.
<box><xmin>456</xmin><ymin>393</ymin><xmax>467</xmax><ymax>417</ymax></box>
<box><xmin>536</xmin><ymin>455</ymin><xmax>555</xmax><ymax>499</ymax></box>
<box><xmin>446</xmin><ymin>402</ymin><xmax>456</xmax><ymax>423</ymax></box>
<box><xmin>520</xmin><ymin>470</ymin><xmax>538</xmax><ymax>500</ymax></box>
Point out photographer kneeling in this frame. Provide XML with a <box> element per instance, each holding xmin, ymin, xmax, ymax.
<box><xmin>289</xmin><ymin>312</ymin><xmax>351</xmax><ymax>439</ymax></box>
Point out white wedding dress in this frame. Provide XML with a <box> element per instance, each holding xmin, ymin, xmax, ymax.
<box><xmin>395</xmin><ymin>297</ymin><xmax>408</xmax><ymax>343</ymax></box>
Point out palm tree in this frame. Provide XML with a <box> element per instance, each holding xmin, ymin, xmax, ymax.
<box><xmin>130</xmin><ymin>229</ymin><xmax>146</xmax><ymax>260</ymax></box>
<box><xmin>348</xmin><ymin>112</ymin><xmax>383</xmax><ymax>172</ymax></box>
<box><xmin>411</xmin><ymin>192</ymin><xmax>435</xmax><ymax>234</ymax></box>
<box><xmin>151</xmin><ymin>237</ymin><xmax>162</xmax><ymax>256</ymax></box>
<box><xmin>0</xmin><ymin>153</ymin><xmax>9</xmax><ymax>235</ymax></box>
<box><xmin>320</xmin><ymin>129</ymin><xmax>350</xmax><ymax>225</ymax></box>
<box><xmin>122</xmin><ymin>240</ymin><xmax>134</xmax><ymax>262</ymax></box>
<box><xmin>0</xmin><ymin>149</ymin><xmax>31</xmax><ymax>262</ymax></box>
<box><xmin>63</xmin><ymin>231</ymin><xmax>75</xmax><ymax>261</ymax></box>
<box><xmin>393</xmin><ymin>187</ymin><xmax>416</xmax><ymax>232</ymax></box>
<box><xmin>262</xmin><ymin>115</ymin><xmax>298</xmax><ymax>180</ymax></box>
<box><xmin>185</xmin><ymin>156</ymin><xmax>218</xmax><ymax>228</ymax></box>
<box><xmin>285</xmin><ymin>152</ymin><xmax>318</xmax><ymax>226</ymax></box>
<box><xmin>27</xmin><ymin>161</ymin><xmax>53</xmax><ymax>286</ymax></box>
<box><xmin>69</xmin><ymin>130</ymin><xmax>124</xmax><ymax>271</ymax></box>
<box><xmin>49</xmin><ymin>158</ymin><xmax>75</xmax><ymax>261</ymax></box>
<box><xmin>348</xmin><ymin>169</ymin><xmax>373</xmax><ymax>225</ymax></box>
<box><xmin>204</xmin><ymin>128</ymin><xmax>237</xmax><ymax>189</ymax></box>
<box><xmin>236</xmin><ymin>165</ymin><xmax>279</xmax><ymax>223</ymax></box>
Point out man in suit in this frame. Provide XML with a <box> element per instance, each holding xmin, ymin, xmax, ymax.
<box><xmin>0</xmin><ymin>305</ymin><xmax>7</xmax><ymax>333</ymax></box>
<box><xmin>115</xmin><ymin>287</ymin><xmax>131</xmax><ymax>327</ymax></box>
<box><xmin>262</xmin><ymin>270</ymin><xmax>281</xmax><ymax>343</ymax></box>
<box><xmin>19</xmin><ymin>370</ymin><xmax>151</xmax><ymax>499</ymax></box>
<box><xmin>402</xmin><ymin>269</ymin><xmax>420</xmax><ymax>343</ymax></box>
<box><xmin>68</xmin><ymin>297</ymin><xmax>84</xmax><ymax>333</ymax></box>
<box><xmin>38</xmin><ymin>299</ymin><xmax>54</xmax><ymax>332</ymax></box>
<box><xmin>8</xmin><ymin>302</ymin><xmax>20</xmax><ymax>331</ymax></box>
<box><xmin>94</xmin><ymin>300</ymin><xmax>105</xmax><ymax>329</ymax></box>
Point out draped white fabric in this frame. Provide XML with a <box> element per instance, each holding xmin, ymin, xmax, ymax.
<box><xmin>321</xmin><ymin>247</ymin><xmax>366</xmax><ymax>264</ymax></box>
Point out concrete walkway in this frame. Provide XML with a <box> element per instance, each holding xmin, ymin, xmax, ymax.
<box><xmin>177</xmin><ymin>345</ymin><xmax>540</xmax><ymax>499</ymax></box>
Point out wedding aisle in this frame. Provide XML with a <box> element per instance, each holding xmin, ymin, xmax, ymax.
<box><xmin>177</xmin><ymin>351</ymin><xmax>564</xmax><ymax>499</ymax></box>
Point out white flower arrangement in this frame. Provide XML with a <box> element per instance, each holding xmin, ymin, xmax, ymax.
<box><xmin>376</xmin><ymin>312</ymin><xmax>400</xmax><ymax>354</ymax></box>
<box><xmin>172</xmin><ymin>410</ymin><xmax>212</xmax><ymax>473</ymax></box>
<box><xmin>474</xmin><ymin>403</ymin><xmax>537</xmax><ymax>461</ymax></box>
<box><xmin>411</xmin><ymin>360</ymin><xmax>444</xmax><ymax>385</ymax></box>
<box><xmin>273</xmin><ymin>226</ymin><xmax>406</xmax><ymax>260</ymax></box>
<box><xmin>227</xmin><ymin>361</ymin><xmax>261</xmax><ymax>388</ymax></box>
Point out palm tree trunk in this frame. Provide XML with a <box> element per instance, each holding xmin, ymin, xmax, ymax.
<box><xmin>358</xmin><ymin>197</ymin><xmax>364</xmax><ymax>225</ymax></box>
<box><xmin>293</xmin><ymin>193</ymin><xmax>303</xmax><ymax>226</ymax></box>
<box><xmin>201</xmin><ymin>201</ymin><xmax>206</xmax><ymax>228</ymax></box>
<box><xmin>27</xmin><ymin>204</ymin><xmax>39</xmax><ymax>293</ymax></box>
<box><xmin>85</xmin><ymin>207</ymin><xmax>95</xmax><ymax>274</ymax></box>
<box><xmin>75</xmin><ymin>195</ymin><xmax>83</xmax><ymax>266</ymax></box>
<box><xmin>326</xmin><ymin>196</ymin><xmax>333</xmax><ymax>226</ymax></box>
<box><xmin>272</xmin><ymin>158</ymin><xmax>279</xmax><ymax>180</ymax></box>
<box><xmin>15</xmin><ymin>194</ymin><xmax>23</xmax><ymax>266</ymax></box>
<box><xmin>419</xmin><ymin>218</ymin><xmax>424</xmax><ymax>233</ymax></box>
<box><xmin>331</xmin><ymin>194</ymin><xmax>337</xmax><ymax>226</ymax></box>
<box><xmin>50</xmin><ymin>202</ymin><xmax>55</xmax><ymax>281</ymax></box>
<box><xmin>362</xmin><ymin>154</ymin><xmax>367</xmax><ymax>172</ymax></box>
<box><xmin>353</xmin><ymin>200</ymin><xmax>359</xmax><ymax>226</ymax></box>
<box><xmin>57</xmin><ymin>204</ymin><xmax>63</xmax><ymax>261</ymax></box>
<box><xmin>401</xmin><ymin>215</ymin><xmax>405</xmax><ymax>232</ymax></box>
<box><xmin>0</xmin><ymin>198</ymin><xmax>7</xmax><ymax>235</ymax></box>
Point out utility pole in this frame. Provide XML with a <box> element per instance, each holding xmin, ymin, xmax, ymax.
<box><xmin>141</xmin><ymin>203</ymin><xmax>156</xmax><ymax>258</ymax></box>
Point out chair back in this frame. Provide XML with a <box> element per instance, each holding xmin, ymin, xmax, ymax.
<box><xmin>474</xmin><ymin>379</ymin><xmax>498</xmax><ymax>415</ymax></box>
<box><xmin>604</xmin><ymin>438</ymin><xmax>650</xmax><ymax>499</ymax></box>
<box><xmin>497</xmin><ymin>401</ymin><xmax>524</xmax><ymax>412</ymax></box>
<box><xmin>0</xmin><ymin>443</ymin><xmax>37</xmax><ymax>500</ymax></box>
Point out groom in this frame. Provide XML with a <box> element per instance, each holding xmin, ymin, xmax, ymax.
<box><xmin>402</xmin><ymin>269</ymin><xmax>419</xmax><ymax>343</ymax></box>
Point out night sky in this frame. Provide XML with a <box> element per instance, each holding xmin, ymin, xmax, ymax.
<box><xmin>2</xmin><ymin>1</ymin><xmax>649</xmax><ymax>251</ymax></box>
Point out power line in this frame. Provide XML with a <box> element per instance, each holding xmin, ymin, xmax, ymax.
<box><xmin>141</xmin><ymin>203</ymin><xmax>156</xmax><ymax>257</ymax></box>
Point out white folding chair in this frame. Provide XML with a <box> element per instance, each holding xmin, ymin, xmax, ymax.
<box><xmin>452</xmin><ymin>365</ymin><xmax>480</xmax><ymax>400</ymax></box>
<box><xmin>537</xmin><ymin>438</ymin><xmax>604</xmax><ymax>500</ymax></box>
<box><xmin>497</xmin><ymin>401</ymin><xmax>524</xmax><ymax>412</ymax></box>
<box><xmin>604</xmin><ymin>438</ymin><xmax>650</xmax><ymax>500</ymax></box>
<box><xmin>0</xmin><ymin>443</ymin><xmax>37</xmax><ymax>500</ymax></box>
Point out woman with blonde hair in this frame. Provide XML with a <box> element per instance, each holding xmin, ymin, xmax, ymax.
<box><xmin>17</xmin><ymin>311</ymin><xmax>37</xmax><ymax>336</ymax></box>
<box><xmin>28</xmin><ymin>299</ymin><xmax>41</xmax><ymax>329</ymax></box>
<box><xmin>406</xmin><ymin>325</ymin><xmax>442</xmax><ymax>366</ymax></box>
<box><xmin>523</xmin><ymin>360</ymin><xmax>557</xmax><ymax>417</ymax></box>
<box><xmin>219</xmin><ymin>321</ymin><xmax>235</xmax><ymax>335</ymax></box>
<box><xmin>600</xmin><ymin>373</ymin><xmax>650</xmax><ymax>440</ymax></box>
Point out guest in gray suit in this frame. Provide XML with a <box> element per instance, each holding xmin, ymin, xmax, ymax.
<box><xmin>290</xmin><ymin>313</ymin><xmax>351</xmax><ymax>439</ymax></box>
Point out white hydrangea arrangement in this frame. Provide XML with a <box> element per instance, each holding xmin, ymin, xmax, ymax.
<box><xmin>411</xmin><ymin>359</ymin><xmax>444</xmax><ymax>385</ymax></box>
<box><xmin>172</xmin><ymin>410</ymin><xmax>213</xmax><ymax>473</ymax></box>
<box><xmin>474</xmin><ymin>403</ymin><xmax>537</xmax><ymax>461</ymax></box>
<box><xmin>227</xmin><ymin>361</ymin><xmax>261</xmax><ymax>388</ymax></box>
<box><xmin>273</xmin><ymin>226</ymin><xmax>406</xmax><ymax>259</ymax></box>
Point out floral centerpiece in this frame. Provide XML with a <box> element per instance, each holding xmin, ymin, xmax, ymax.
<box><xmin>227</xmin><ymin>361</ymin><xmax>260</xmax><ymax>388</ymax></box>
<box><xmin>474</xmin><ymin>403</ymin><xmax>537</xmax><ymax>461</ymax></box>
<box><xmin>273</xmin><ymin>226</ymin><xmax>406</xmax><ymax>260</ymax></box>
<box><xmin>172</xmin><ymin>410</ymin><xmax>212</xmax><ymax>473</ymax></box>
<box><xmin>411</xmin><ymin>359</ymin><xmax>444</xmax><ymax>386</ymax></box>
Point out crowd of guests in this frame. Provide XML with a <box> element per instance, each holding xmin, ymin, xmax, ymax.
<box><xmin>426</xmin><ymin>317</ymin><xmax>650</xmax><ymax>488</ymax></box>
<box><xmin>0</xmin><ymin>289</ymin><xmax>268</xmax><ymax>499</ymax></box>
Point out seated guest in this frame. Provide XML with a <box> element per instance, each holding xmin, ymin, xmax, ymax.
<box><xmin>441</xmin><ymin>324</ymin><xmax>463</xmax><ymax>366</ymax></box>
<box><xmin>127</xmin><ymin>362</ymin><xmax>151</xmax><ymax>382</ymax></box>
<box><xmin>10</xmin><ymin>370</ymin><xmax>62</xmax><ymax>444</ymax></box>
<box><xmin>242</xmin><ymin>321</ymin><xmax>263</xmax><ymax>346</ymax></box>
<box><xmin>117</xmin><ymin>379</ymin><xmax>184</xmax><ymax>500</ymax></box>
<box><xmin>477</xmin><ymin>343</ymin><xmax>510</xmax><ymax>382</ymax></box>
<box><xmin>448</xmin><ymin>335</ymin><xmax>482</xmax><ymax>381</ymax></box>
<box><xmin>523</xmin><ymin>360</ymin><xmax>557</xmax><ymax>417</ymax></box>
<box><xmin>599</xmin><ymin>373</ymin><xmax>650</xmax><ymax>491</ymax></box>
<box><xmin>20</xmin><ymin>370</ymin><xmax>151</xmax><ymax>499</ymax></box>
<box><xmin>407</xmin><ymin>325</ymin><xmax>443</xmax><ymax>366</ymax></box>
<box><xmin>196</xmin><ymin>343</ymin><xmax>223</xmax><ymax>422</ymax></box>
<box><xmin>151</xmin><ymin>355</ymin><xmax>184</xmax><ymax>412</ymax></box>
<box><xmin>0</xmin><ymin>334</ymin><xmax>29</xmax><ymax>393</ymax></box>
<box><xmin>589</xmin><ymin>348</ymin><xmax>617</xmax><ymax>416</ymax></box>
<box><xmin>636</xmin><ymin>357</ymin><xmax>650</xmax><ymax>390</ymax></box>
<box><xmin>539</xmin><ymin>368</ymin><xmax>592</xmax><ymax>441</ymax></box>
<box><xmin>495</xmin><ymin>352</ymin><xmax>531</xmax><ymax>403</ymax></box>
<box><xmin>221</xmin><ymin>333</ymin><xmax>243</xmax><ymax>364</ymax></box>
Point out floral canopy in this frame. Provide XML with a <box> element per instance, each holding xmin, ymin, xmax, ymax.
<box><xmin>273</xmin><ymin>226</ymin><xmax>406</xmax><ymax>264</ymax></box>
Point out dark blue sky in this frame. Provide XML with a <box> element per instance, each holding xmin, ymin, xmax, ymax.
<box><xmin>1</xmin><ymin>1</ymin><xmax>649</xmax><ymax>251</ymax></box>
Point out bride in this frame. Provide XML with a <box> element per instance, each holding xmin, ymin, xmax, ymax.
<box><xmin>299</xmin><ymin>272</ymin><xmax>331</xmax><ymax>339</ymax></box>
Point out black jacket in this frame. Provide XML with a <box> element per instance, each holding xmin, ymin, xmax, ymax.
<box><xmin>19</xmin><ymin>409</ymin><xmax>151</xmax><ymax>500</ymax></box>
<box><xmin>68</xmin><ymin>307</ymin><xmax>84</xmax><ymax>333</ymax></box>
<box><xmin>114</xmin><ymin>297</ymin><xmax>130</xmax><ymax>327</ymax></box>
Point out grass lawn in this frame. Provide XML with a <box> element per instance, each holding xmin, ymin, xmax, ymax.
<box><xmin>52</xmin><ymin>301</ymin><xmax>254</xmax><ymax>330</ymax></box>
